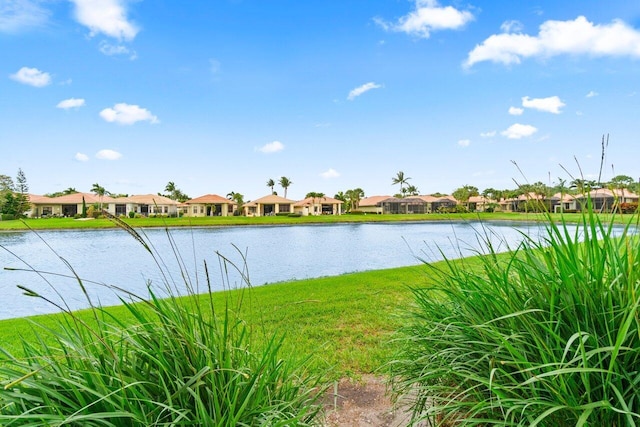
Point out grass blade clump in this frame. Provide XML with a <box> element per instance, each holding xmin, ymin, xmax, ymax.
<box><xmin>390</xmin><ymin>207</ymin><xmax>640</xmax><ymax>426</ymax></box>
<box><xmin>0</xmin><ymin>223</ymin><xmax>322</xmax><ymax>426</ymax></box>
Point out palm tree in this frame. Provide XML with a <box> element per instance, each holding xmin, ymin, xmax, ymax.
<box><xmin>279</xmin><ymin>176</ymin><xmax>292</xmax><ymax>199</ymax></box>
<box><xmin>345</xmin><ymin>188</ymin><xmax>364</xmax><ymax>212</ymax></box>
<box><xmin>404</xmin><ymin>185</ymin><xmax>419</xmax><ymax>196</ymax></box>
<box><xmin>266</xmin><ymin>179</ymin><xmax>276</xmax><ymax>195</ymax></box>
<box><xmin>392</xmin><ymin>171</ymin><xmax>411</xmax><ymax>196</ymax></box>
<box><xmin>91</xmin><ymin>183</ymin><xmax>107</xmax><ymax>210</ymax></box>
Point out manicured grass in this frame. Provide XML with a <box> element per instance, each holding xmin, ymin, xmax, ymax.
<box><xmin>0</xmin><ymin>262</ymin><xmax>462</xmax><ymax>378</ymax></box>
<box><xmin>1</xmin><ymin>211</ymin><xmax>635</xmax><ymax>231</ymax></box>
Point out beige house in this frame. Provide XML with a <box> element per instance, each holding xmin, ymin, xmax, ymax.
<box><xmin>28</xmin><ymin>192</ymin><xmax>117</xmax><ymax>217</ymax></box>
<box><xmin>468</xmin><ymin>195</ymin><xmax>497</xmax><ymax>212</ymax></box>
<box><xmin>244</xmin><ymin>194</ymin><xmax>296</xmax><ymax>216</ymax></box>
<box><xmin>114</xmin><ymin>194</ymin><xmax>179</xmax><ymax>217</ymax></box>
<box><xmin>357</xmin><ymin>196</ymin><xmax>391</xmax><ymax>214</ymax></box>
<box><xmin>293</xmin><ymin>196</ymin><xmax>343</xmax><ymax>216</ymax></box>
<box><xmin>183</xmin><ymin>194</ymin><xmax>237</xmax><ymax>217</ymax></box>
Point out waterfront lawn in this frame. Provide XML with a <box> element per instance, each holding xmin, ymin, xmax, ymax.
<box><xmin>0</xmin><ymin>261</ymin><xmax>464</xmax><ymax>378</ymax></box>
<box><xmin>0</xmin><ymin>211</ymin><xmax>635</xmax><ymax>230</ymax></box>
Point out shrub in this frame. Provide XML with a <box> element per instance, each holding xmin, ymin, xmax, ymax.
<box><xmin>619</xmin><ymin>202</ymin><xmax>638</xmax><ymax>214</ymax></box>
<box><xmin>276</xmin><ymin>212</ymin><xmax>290</xmax><ymax>216</ymax></box>
<box><xmin>348</xmin><ymin>210</ymin><xmax>365</xmax><ymax>215</ymax></box>
<box><xmin>390</xmin><ymin>209</ymin><xmax>640</xmax><ymax>426</ymax></box>
<box><xmin>1</xmin><ymin>214</ymin><xmax>15</xmax><ymax>221</ymax></box>
<box><xmin>288</xmin><ymin>212</ymin><xmax>302</xmax><ymax>217</ymax></box>
<box><xmin>0</xmin><ymin>218</ymin><xmax>323</xmax><ymax>425</ymax></box>
<box><xmin>128</xmin><ymin>211</ymin><xmax>136</xmax><ymax>218</ymax></box>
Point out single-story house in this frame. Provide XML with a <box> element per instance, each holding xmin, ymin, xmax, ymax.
<box><xmin>113</xmin><ymin>194</ymin><xmax>179</xmax><ymax>217</ymax></box>
<box><xmin>428</xmin><ymin>195</ymin><xmax>458</xmax><ymax>213</ymax></box>
<box><xmin>28</xmin><ymin>192</ymin><xmax>117</xmax><ymax>217</ymax></box>
<box><xmin>468</xmin><ymin>195</ymin><xmax>498</xmax><ymax>212</ymax></box>
<box><xmin>183</xmin><ymin>194</ymin><xmax>237</xmax><ymax>217</ymax></box>
<box><xmin>575</xmin><ymin>188</ymin><xmax>639</xmax><ymax>212</ymax></box>
<box><xmin>357</xmin><ymin>196</ymin><xmax>391</xmax><ymax>214</ymax></box>
<box><xmin>243</xmin><ymin>194</ymin><xmax>296</xmax><ymax>217</ymax></box>
<box><xmin>381</xmin><ymin>197</ymin><xmax>428</xmax><ymax>214</ymax></box>
<box><xmin>293</xmin><ymin>196</ymin><xmax>343</xmax><ymax>216</ymax></box>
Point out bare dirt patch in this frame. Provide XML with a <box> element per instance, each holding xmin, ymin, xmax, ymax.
<box><xmin>320</xmin><ymin>375</ymin><xmax>426</xmax><ymax>427</ymax></box>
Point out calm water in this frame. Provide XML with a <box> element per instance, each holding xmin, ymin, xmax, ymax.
<box><xmin>0</xmin><ymin>221</ymin><xmax>568</xmax><ymax>319</ymax></box>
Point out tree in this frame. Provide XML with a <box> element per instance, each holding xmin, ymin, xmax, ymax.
<box><xmin>452</xmin><ymin>185</ymin><xmax>479</xmax><ymax>210</ymax></box>
<box><xmin>305</xmin><ymin>192</ymin><xmax>325</xmax><ymax>199</ymax></box>
<box><xmin>404</xmin><ymin>185</ymin><xmax>419</xmax><ymax>196</ymax></box>
<box><xmin>226</xmin><ymin>191</ymin><xmax>245</xmax><ymax>215</ymax></box>
<box><xmin>91</xmin><ymin>183</ymin><xmax>108</xmax><ymax>211</ymax></box>
<box><xmin>279</xmin><ymin>176</ymin><xmax>293</xmax><ymax>199</ymax></box>
<box><xmin>392</xmin><ymin>171</ymin><xmax>411</xmax><ymax>195</ymax></box>
<box><xmin>0</xmin><ymin>174</ymin><xmax>14</xmax><ymax>214</ymax></box>
<box><xmin>609</xmin><ymin>175</ymin><xmax>634</xmax><ymax>190</ymax></box>
<box><xmin>345</xmin><ymin>188</ymin><xmax>365</xmax><ymax>212</ymax></box>
<box><xmin>14</xmin><ymin>168</ymin><xmax>30</xmax><ymax>216</ymax></box>
<box><xmin>162</xmin><ymin>182</ymin><xmax>189</xmax><ymax>202</ymax></box>
<box><xmin>266</xmin><ymin>179</ymin><xmax>276</xmax><ymax>195</ymax></box>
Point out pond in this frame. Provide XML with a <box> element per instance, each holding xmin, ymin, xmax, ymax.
<box><xmin>0</xmin><ymin>221</ymin><xmax>568</xmax><ymax>320</ymax></box>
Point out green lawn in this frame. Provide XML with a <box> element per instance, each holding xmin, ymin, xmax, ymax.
<box><xmin>0</xmin><ymin>261</ymin><xmax>469</xmax><ymax>378</ymax></box>
<box><xmin>0</xmin><ymin>211</ymin><xmax>635</xmax><ymax>230</ymax></box>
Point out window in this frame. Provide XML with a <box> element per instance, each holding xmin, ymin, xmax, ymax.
<box><xmin>279</xmin><ymin>204</ymin><xmax>290</xmax><ymax>213</ymax></box>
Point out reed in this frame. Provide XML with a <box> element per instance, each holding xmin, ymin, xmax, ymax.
<box><xmin>0</xmin><ymin>221</ymin><xmax>323</xmax><ymax>426</ymax></box>
<box><xmin>389</xmin><ymin>205</ymin><xmax>640</xmax><ymax>425</ymax></box>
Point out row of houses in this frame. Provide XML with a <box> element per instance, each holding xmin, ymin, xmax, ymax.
<box><xmin>357</xmin><ymin>188</ymin><xmax>640</xmax><ymax>215</ymax></box>
<box><xmin>24</xmin><ymin>187</ymin><xmax>639</xmax><ymax>219</ymax></box>
<box><xmin>26</xmin><ymin>192</ymin><xmax>345</xmax><ymax>218</ymax></box>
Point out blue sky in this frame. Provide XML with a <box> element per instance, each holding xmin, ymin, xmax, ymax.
<box><xmin>2</xmin><ymin>0</ymin><xmax>640</xmax><ymax>201</ymax></box>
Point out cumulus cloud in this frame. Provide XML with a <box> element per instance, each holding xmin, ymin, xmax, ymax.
<box><xmin>586</xmin><ymin>90</ymin><xmax>598</xmax><ymax>98</ymax></box>
<box><xmin>509</xmin><ymin>106</ymin><xmax>524</xmax><ymax>115</ymax></box>
<box><xmin>96</xmin><ymin>149</ymin><xmax>122</xmax><ymax>160</ymax></box>
<box><xmin>457</xmin><ymin>139</ymin><xmax>471</xmax><ymax>147</ymax></box>
<box><xmin>74</xmin><ymin>152</ymin><xmax>89</xmax><ymax>162</ymax></box>
<box><xmin>10</xmin><ymin>66</ymin><xmax>51</xmax><ymax>87</ymax></box>
<box><xmin>500</xmin><ymin>20</ymin><xmax>523</xmax><ymax>33</ymax></box>
<box><xmin>320</xmin><ymin>168</ymin><xmax>340</xmax><ymax>179</ymax></box>
<box><xmin>99</xmin><ymin>103</ymin><xmax>159</xmax><ymax>125</ymax></box>
<box><xmin>501</xmin><ymin>123</ymin><xmax>538</xmax><ymax>139</ymax></box>
<box><xmin>375</xmin><ymin>0</ymin><xmax>474</xmax><ymax>38</ymax></box>
<box><xmin>347</xmin><ymin>82</ymin><xmax>382</xmax><ymax>100</ymax></box>
<box><xmin>522</xmin><ymin>95</ymin><xmax>565</xmax><ymax>114</ymax></box>
<box><xmin>0</xmin><ymin>0</ymin><xmax>50</xmax><ymax>33</ymax></box>
<box><xmin>480</xmin><ymin>130</ymin><xmax>497</xmax><ymax>138</ymax></box>
<box><xmin>57</xmin><ymin>98</ymin><xmax>86</xmax><ymax>109</ymax></box>
<box><xmin>465</xmin><ymin>16</ymin><xmax>640</xmax><ymax>68</ymax></box>
<box><xmin>70</xmin><ymin>0</ymin><xmax>138</xmax><ymax>40</ymax></box>
<box><xmin>258</xmin><ymin>140</ymin><xmax>284</xmax><ymax>153</ymax></box>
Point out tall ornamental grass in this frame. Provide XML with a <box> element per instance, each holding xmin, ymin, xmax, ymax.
<box><xmin>0</xmin><ymin>218</ymin><xmax>322</xmax><ymax>426</ymax></box>
<box><xmin>390</xmin><ymin>208</ymin><xmax>640</xmax><ymax>426</ymax></box>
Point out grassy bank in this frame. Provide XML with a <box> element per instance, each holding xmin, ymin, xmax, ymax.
<box><xmin>0</xmin><ymin>263</ymin><xmax>451</xmax><ymax>378</ymax></box>
<box><xmin>0</xmin><ymin>211</ymin><xmax>634</xmax><ymax>231</ymax></box>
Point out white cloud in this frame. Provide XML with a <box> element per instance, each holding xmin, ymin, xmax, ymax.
<box><xmin>70</xmin><ymin>0</ymin><xmax>138</xmax><ymax>41</ymax></box>
<box><xmin>465</xmin><ymin>16</ymin><xmax>640</xmax><ymax>68</ymax></box>
<box><xmin>9</xmin><ymin>66</ymin><xmax>51</xmax><ymax>87</ymax></box>
<box><xmin>509</xmin><ymin>106</ymin><xmax>524</xmax><ymax>115</ymax></box>
<box><xmin>99</xmin><ymin>103</ymin><xmax>159</xmax><ymax>125</ymax></box>
<box><xmin>0</xmin><ymin>0</ymin><xmax>50</xmax><ymax>33</ymax></box>
<box><xmin>99</xmin><ymin>41</ymin><xmax>137</xmax><ymax>59</ymax></box>
<box><xmin>258</xmin><ymin>140</ymin><xmax>284</xmax><ymax>153</ymax></box>
<box><xmin>96</xmin><ymin>149</ymin><xmax>122</xmax><ymax>160</ymax></box>
<box><xmin>320</xmin><ymin>168</ymin><xmax>340</xmax><ymax>179</ymax></box>
<box><xmin>57</xmin><ymin>98</ymin><xmax>86</xmax><ymax>109</ymax></box>
<box><xmin>522</xmin><ymin>95</ymin><xmax>565</xmax><ymax>114</ymax></box>
<box><xmin>347</xmin><ymin>82</ymin><xmax>382</xmax><ymax>100</ymax></box>
<box><xmin>586</xmin><ymin>90</ymin><xmax>598</xmax><ymax>98</ymax></box>
<box><xmin>480</xmin><ymin>130</ymin><xmax>496</xmax><ymax>138</ymax></box>
<box><xmin>375</xmin><ymin>0</ymin><xmax>474</xmax><ymax>38</ymax></box>
<box><xmin>457</xmin><ymin>139</ymin><xmax>471</xmax><ymax>147</ymax></box>
<box><xmin>500</xmin><ymin>20</ymin><xmax>523</xmax><ymax>33</ymax></box>
<box><xmin>74</xmin><ymin>152</ymin><xmax>89</xmax><ymax>162</ymax></box>
<box><xmin>501</xmin><ymin>123</ymin><xmax>538</xmax><ymax>139</ymax></box>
